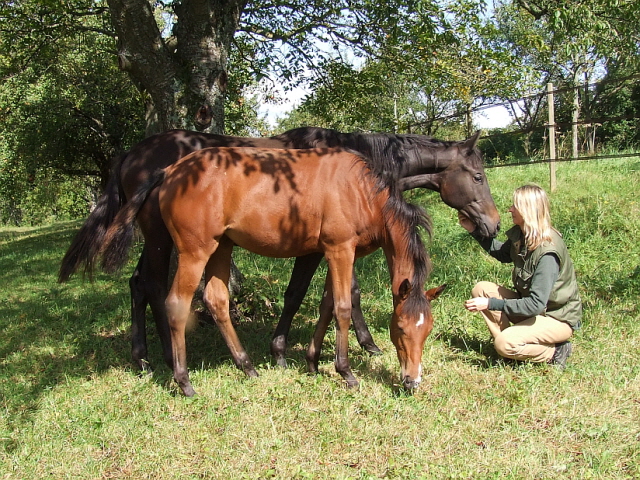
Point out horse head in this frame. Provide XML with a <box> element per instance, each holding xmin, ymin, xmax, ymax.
<box><xmin>390</xmin><ymin>282</ymin><xmax>447</xmax><ymax>390</ymax></box>
<box><xmin>400</xmin><ymin>131</ymin><xmax>501</xmax><ymax>238</ymax></box>
<box><xmin>444</xmin><ymin>132</ymin><xmax>501</xmax><ymax>237</ymax></box>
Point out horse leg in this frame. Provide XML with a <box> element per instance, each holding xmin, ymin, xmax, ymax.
<box><xmin>130</xmin><ymin>249</ymin><xmax>151</xmax><ymax>372</ymax></box>
<box><xmin>350</xmin><ymin>270</ymin><xmax>383</xmax><ymax>356</ymax></box>
<box><xmin>271</xmin><ymin>252</ymin><xmax>324</xmax><ymax>368</ymax></box>
<box><xmin>133</xmin><ymin>193</ymin><xmax>176</xmax><ymax>372</ymax></box>
<box><xmin>144</xmin><ymin>236</ymin><xmax>175</xmax><ymax>370</ymax></box>
<box><xmin>203</xmin><ymin>237</ymin><xmax>258</xmax><ymax>378</ymax></box>
<box><xmin>306</xmin><ymin>274</ymin><xmax>335</xmax><ymax>375</ymax></box>
<box><xmin>323</xmin><ymin>250</ymin><xmax>360</xmax><ymax>387</ymax></box>
<box><xmin>165</xmin><ymin>250</ymin><xmax>211</xmax><ymax>397</ymax></box>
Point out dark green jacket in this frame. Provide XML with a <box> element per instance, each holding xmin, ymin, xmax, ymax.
<box><xmin>473</xmin><ymin>226</ymin><xmax>582</xmax><ymax>329</ymax></box>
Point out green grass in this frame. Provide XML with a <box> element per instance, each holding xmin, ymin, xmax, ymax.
<box><xmin>1</xmin><ymin>158</ymin><xmax>639</xmax><ymax>479</ymax></box>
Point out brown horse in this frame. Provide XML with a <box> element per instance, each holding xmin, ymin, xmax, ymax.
<box><xmin>101</xmin><ymin>146</ymin><xmax>440</xmax><ymax>396</ymax></box>
<box><xmin>59</xmin><ymin>127</ymin><xmax>500</xmax><ymax>372</ymax></box>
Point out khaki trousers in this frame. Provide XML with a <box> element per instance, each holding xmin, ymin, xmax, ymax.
<box><xmin>471</xmin><ymin>281</ymin><xmax>573</xmax><ymax>363</ymax></box>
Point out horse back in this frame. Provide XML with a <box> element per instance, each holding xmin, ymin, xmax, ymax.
<box><xmin>119</xmin><ymin>130</ymin><xmax>288</xmax><ymax>200</ymax></box>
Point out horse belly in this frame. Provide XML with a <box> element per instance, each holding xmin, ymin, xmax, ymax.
<box><xmin>225</xmin><ymin>190</ymin><xmax>325</xmax><ymax>258</ymax></box>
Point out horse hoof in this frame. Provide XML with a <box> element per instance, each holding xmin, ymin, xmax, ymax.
<box><xmin>345</xmin><ymin>378</ymin><xmax>360</xmax><ymax>389</ymax></box>
<box><xmin>362</xmin><ymin>343</ymin><xmax>383</xmax><ymax>356</ymax></box>
<box><xmin>275</xmin><ymin>357</ymin><xmax>288</xmax><ymax>368</ymax></box>
<box><xmin>181</xmin><ymin>384</ymin><xmax>197</xmax><ymax>397</ymax></box>
<box><xmin>244</xmin><ymin>367</ymin><xmax>259</xmax><ymax>378</ymax></box>
<box><xmin>306</xmin><ymin>358</ymin><xmax>319</xmax><ymax>375</ymax></box>
<box><xmin>137</xmin><ymin>359</ymin><xmax>154</xmax><ymax>375</ymax></box>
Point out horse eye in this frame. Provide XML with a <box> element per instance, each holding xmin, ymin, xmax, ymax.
<box><xmin>473</xmin><ymin>173</ymin><xmax>483</xmax><ymax>184</ymax></box>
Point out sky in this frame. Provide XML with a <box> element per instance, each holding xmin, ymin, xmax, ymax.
<box><xmin>258</xmin><ymin>85</ymin><xmax>513</xmax><ymax>131</ymax></box>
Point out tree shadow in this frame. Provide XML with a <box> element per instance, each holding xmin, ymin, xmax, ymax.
<box><xmin>433</xmin><ymin>330</ymin><xmax>510</xmax><ymax>370</ymax></box>
<box><xmin>1</xmin><ymin>226</ymin><xmax>312</xmax><ymax>427</ymax></box>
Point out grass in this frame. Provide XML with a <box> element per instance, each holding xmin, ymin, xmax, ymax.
<box><xmin>1</xmin><ymin>158</ymin><xmax>639</xmax><ymax>479</ymax></box>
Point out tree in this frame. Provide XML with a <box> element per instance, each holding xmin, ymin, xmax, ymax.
<box><xmin>107</xmin><ymin>0</ymin><xmax>449</xmax><ymax>135</ymax></box>
<box><xmin>514</xmin><ymin>0</ymin><xmax>640</xmax><ymax>69</ymax></box>
<box><xmin>491</xmin><ymin>0</ymin><xmax>640</xmax><ymax>156</ymax></box>
<box><xmin>280</xmin><ymin>0</ymin><xmax>526</xmax><ymax>137</ymax></box>
<box><xmin>0</xmin><ymin>1</ymin><xmax>146</xmax><ymax>223</ymax></box>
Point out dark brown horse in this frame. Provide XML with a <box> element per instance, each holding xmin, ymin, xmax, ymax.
<box><xmin>101</xmin><ymin>146</ymin><xmax>441</xmax><ymax>396</ymax></box>
<box><xmin>59</xmin><ymin>127</ymin><xmax>500</xmax><ymax>371</ymax></box>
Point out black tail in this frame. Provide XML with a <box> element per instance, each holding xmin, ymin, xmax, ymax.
<box><xmin>99</xmin><ymin>169</ymin><xmax>166</xmax><ymax>274</ymax></box>
<box><xmin>59</xmin><ymin>155</ymin><xmax>127</xmax><ymax>282</ymax></box>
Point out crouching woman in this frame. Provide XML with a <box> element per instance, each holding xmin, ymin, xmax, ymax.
<box><xmin>461</xmin><ymin>184</ymin><xmax>582</xmax><ymax>368</ymax></box>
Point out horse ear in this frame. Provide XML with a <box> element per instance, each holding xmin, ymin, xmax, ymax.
<box><xmin>398</xmin><ymin>279</ymin><xmax>413</xmax><ymax>300</ymax></box>
<box><xmin>425</xmin><ymin>284</ymin><xmax>447</xmax><ymax>301</ymax></box>
<box><xmin>464</xmin><ymin>130</ymin><xmax>482</xmax><ymax>152</ymax></box>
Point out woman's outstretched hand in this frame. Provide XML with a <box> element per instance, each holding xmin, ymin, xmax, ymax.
<box><xmin>464</xmin><ymin>297</ymin><xmax>490</xmax><ymax>312</ymax></box>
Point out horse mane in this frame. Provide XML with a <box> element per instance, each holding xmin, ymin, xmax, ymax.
<box><xmin>383</xmin><ymin>191</ymin><xmax>432</xmax><ymax>289</ymax></box>
<box><xmin>275</xmin><ymin>126</ymin><xmax>458</xmax><ymax>182</ymax></box>
<box><xmin>384</xmin><ymin>189</ymin><xmax>432</xmax><ymax>316</ymax></box>
<box><xmin>350</xmin><ymin>153</ymin><xmax>432</xmax><ymax>311</ymax></box>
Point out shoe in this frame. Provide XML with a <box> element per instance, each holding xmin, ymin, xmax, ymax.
<box><xmin>550</xmin><ymin>341</ymin><xmax>572</xmax><ymax>369</ymax></box>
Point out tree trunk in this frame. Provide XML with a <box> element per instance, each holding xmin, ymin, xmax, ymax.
<box><xmin>106</xmin><ymin>0</ymin><xmax>247</xmax><ymax>293</ymax></box>
<box><xmin>107</xmin><ymin>0</ymin><xmax>245</xmax><ymax>135</ymax></box>
<box><xmin>584</xmin><ymin>72</ymin><xmax>595</xmax><ymax>155</ymax></box>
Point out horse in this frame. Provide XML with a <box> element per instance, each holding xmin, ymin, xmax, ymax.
<box><xmin>100</xmin><ymin>146</ymin><xmax>442</xmax><ymax>396</ymax></box>
<box><xmin>59</xmin><ymin>127</ymin><xmax>501</xmax><ymax>372</ymax></box>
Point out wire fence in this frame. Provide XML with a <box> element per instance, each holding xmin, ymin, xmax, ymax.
<box><xmin>486</xmin><ymin>152</ymin><xmax>640</xmax><ymax>169</ymax></box>
<box><xmin>407</xmin><ymin>73</ymin><xmax>640</xmax><ymax>168</ymax></box>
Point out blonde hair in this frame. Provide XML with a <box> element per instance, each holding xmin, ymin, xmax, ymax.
<box><xmin>513</xmin><ymin>184</ymin><xmax>554</xmax><ymax>251</ymax></box>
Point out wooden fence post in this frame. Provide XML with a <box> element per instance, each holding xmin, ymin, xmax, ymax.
<box><xmin>547</xmin><ymin>82</ymin><xmax>557</xmax><ymax>192</ymax></box>
<box><xmin>572</xmin><ymin>84</ymin><xmax>579</xmax><ymax>159</ymax></box>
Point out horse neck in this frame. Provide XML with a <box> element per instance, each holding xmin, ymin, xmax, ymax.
<box><xmin>381</xmin><ymin>214</ymin><xmax>420</xmax><ymax>295</ymax></box>
<box><xmin>397</xmin><ymin>142</ymin><xmax>459</xmax><ymax>178</ymax></box>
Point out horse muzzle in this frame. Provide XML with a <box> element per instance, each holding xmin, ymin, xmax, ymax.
<box><xmin>399</xmin><ymin>359</ymin><xmax>423</xmax><ymax>390</ymax></box>
<box><xmin>461</xmin><ymin>206</ymin><xmax>501</xmax><ymax>238</ymax></box>
<box><xmin>402</xmin><ymin>375</ymin><xmax>422</xmax><ymax>390</ymax></box>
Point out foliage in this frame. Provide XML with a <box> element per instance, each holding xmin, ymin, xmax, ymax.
<box><xmin>479</xmin><ymin>130</ymin><xmax>531</xmax><ymax>164</ymax></box>
<box><xmin>0</xmin><ymin>33</ymin><xmax>145</xmax><ymax>180</ymax></box>
<box><xmin>514</xmin><ymin>0</ymin><xmax>640</xmax><ymax>69</ymax></box>
<box><xmin>489</xmin><ymin>0</ymin><xmax>640</xmax><ymax>153</ymax></box>
<box><xmin>0</xmin><ymin>157</ymin><xmax>639</xmax><ymax>477</ymax></box>
<box><xmin>0</xmin><ymin>162</ymin><xmax>98</xmax><ymax>226</ymax></box>
<box><xmin>277</xmin><ymin>60</ymin><xmax>419</xmax><ymax>134</ymax></box>
<box><xmin>0</xmin><ymin>1</ymin><xmax>144</xmax><ymax>225</ymax></box>
<box><xmin>589</xmin><ymin>68</ymin><xmax>640</xmax><ymax>150</ymax></box>
<box><xmin>280</xmin><ymin>1</ymin><xmax>527</xmax><ymax>136</ymax></box>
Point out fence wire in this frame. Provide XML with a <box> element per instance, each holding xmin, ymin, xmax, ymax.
<box><xmin>487</xmin><ymin>152</ymin><xmax>640</xmax><ymax>169</ymax></box>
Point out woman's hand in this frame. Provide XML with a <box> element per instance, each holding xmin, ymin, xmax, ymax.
<box><xmin>458</xmin><ymin>212</ymin><xmax>476</xmax><ymax>233</ymax></box>
<box><xmin>464</xmin><ymin>297</ymin><xmax>490</xmax><ymax>312</ymax></box>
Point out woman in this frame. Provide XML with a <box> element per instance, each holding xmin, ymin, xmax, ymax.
<box><xmin>461</xmin><ymin>184</ymin><xmax>582</xmax><ymax>368</ymax></box>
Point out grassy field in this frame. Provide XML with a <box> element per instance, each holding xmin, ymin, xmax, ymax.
<box><xmin>1</xmin><ymin>158</ymin><xmax>639</xmax><ymax>479</ymax></box>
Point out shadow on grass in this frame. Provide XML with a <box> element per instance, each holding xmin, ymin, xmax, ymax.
<box><xmin>0</xmin><ymin>224</ymin><xmax>136</xmax><ymax>427</ymax></box>
<box><xmin>433</xmin><ymin>330</ymin><xmax>508</xmax><ymax>370</ymax></box>
<box><xmin>1</xmin><ymin>220</ymin><xmax>439</xmax><ymax>422</ymax></box>
<box><xmin>0</xmin><ymin>223</ymin><xmax>310</xmax><ymax>426</ymax></box>
<box><xmin>589</xmin><ymin>264</ymin><xmax>640</xmax><ymax>313</ymax></box>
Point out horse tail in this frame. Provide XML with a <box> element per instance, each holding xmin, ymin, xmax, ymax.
<box><xmin>58</xmin><ymin>154</ymin><xmax>127</xmax><ymax>282</ymax></box>
<box><xmin>99</xmin><ymin>169</ymin><xmax>167</xmax><ymax>274</ymax></box>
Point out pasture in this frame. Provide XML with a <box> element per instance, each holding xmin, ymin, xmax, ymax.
<box><xmin>1</xmin><ymin>158</ymin><xmax>639</xmax><ymax>479</ymax></box>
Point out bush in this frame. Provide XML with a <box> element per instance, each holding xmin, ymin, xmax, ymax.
<box><xmin>0</xmin><ymin>160</ymin><xmax>96</xmax><ymax>226</ymax></box>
